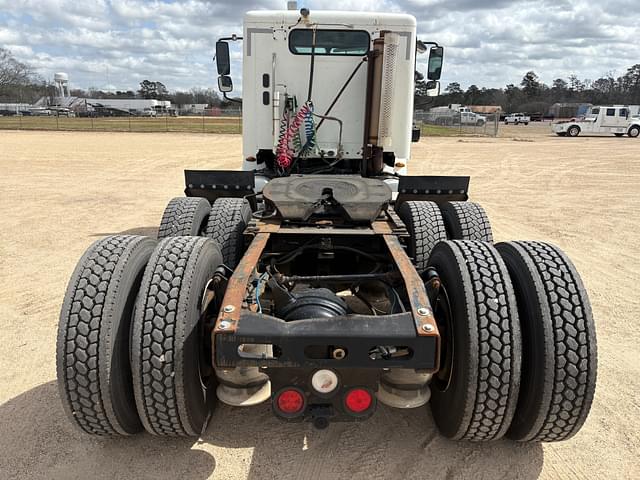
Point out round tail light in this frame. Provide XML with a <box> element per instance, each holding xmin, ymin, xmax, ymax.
<box><xmin>276</xmin><ymin>389</ymin><xmax>305</xmax><ymax>415</ymax></box>
<box><xmin>344</xmin><ymin>388</ymin><xmax>373</xmax><ymax>414</ymax></box>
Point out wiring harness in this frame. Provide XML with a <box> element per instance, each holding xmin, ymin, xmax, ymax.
<box><xmin>300</xmin><ymin>105</ymin><xmax>317</xmax><ymax>156</ymax></box>
<box><xmin>275</xmin><ymin>100</ymin><xmax>317</xmax><ymax>170</ymax></box>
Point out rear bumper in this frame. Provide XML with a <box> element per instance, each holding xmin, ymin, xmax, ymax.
<box><xmin>214</xmin><ymin>312</ymin><xmax>438</xmax><ymax>371</ymax></box>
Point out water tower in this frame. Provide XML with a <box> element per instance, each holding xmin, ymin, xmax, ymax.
<box><xmin>54</xmin><ymin>72</ymin><xmax>70</xmax><ymax>97</ymax></box>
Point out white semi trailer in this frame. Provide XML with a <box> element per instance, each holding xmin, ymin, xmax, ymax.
<box><xmin>57</xmin><ymin>7</ymin><xmax>597</xmax><ymax>443</ymax></box>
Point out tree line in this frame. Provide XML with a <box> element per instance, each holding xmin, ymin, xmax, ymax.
<box><xmin>416</xmin><ymin>64</ymin><xmax>640</xmax><ymax>114</ymax></box>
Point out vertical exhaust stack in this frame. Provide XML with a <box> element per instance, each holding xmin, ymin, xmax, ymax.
<box><xmin>363</xmin><ymin>31</ymin><xmax>399</xmax><ymax>176</ymax></box>
<box><xmin>366</xmin><ymin>35</ymin><xmax>385</xmax><ymax>149</ymax></box>
<box><xmin>377</xmin><ymin>32</ymin><xmax>399</xmax><ymax>149</ymax></box>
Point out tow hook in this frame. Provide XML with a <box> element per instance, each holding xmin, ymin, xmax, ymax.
<box><xmin>310</xmin><ymin>405</ymin><xmax>332</xmax><ymax>430</ymax></box>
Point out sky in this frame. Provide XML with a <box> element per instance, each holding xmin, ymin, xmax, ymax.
<box><xmin>0</xmin><ymin>0</ymin><xmax>637</xmax><ymax>93</ymax></box>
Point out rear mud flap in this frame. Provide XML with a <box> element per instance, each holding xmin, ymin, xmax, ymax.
<box><xmin>396</xmin><ymin>175</ymin><xmax>469</xmax><ymax>208</ymax></box>
<box><xmin>184</xmin><ymin>170</ymin><xmax>255</xmax><ymax>207</ymax></box>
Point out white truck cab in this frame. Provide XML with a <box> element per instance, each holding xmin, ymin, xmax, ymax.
<box><xmin>552</xmin><ymin>105</ymin><xmax>640</xmax><ymax>138</ymax></box>
<box><xmin>458</xmin><ymin>106</ymin><xmax>486</xmax><ymax>125</ymax></box>
<box><xmin>214</xmin><ymin>9</ymin><xmax>444</xmax><ymax>191</ymax></box>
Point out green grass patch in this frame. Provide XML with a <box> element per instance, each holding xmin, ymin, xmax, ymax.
<box><xmin>0</xmin><ymin>116</ymin><xmax>242</xmax><ymax>134</ymax></box>
<box><xmin>1</xmin><ymin>116</ymin><xmax>486</xmax><ymax>137</ymax></box>
<box><xmin>420</xmin><ymin>124</ymin><xmax>466</xmax><ymax>137</ymax></box>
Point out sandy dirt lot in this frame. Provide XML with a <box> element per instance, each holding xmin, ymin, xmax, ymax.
<box><xmin>0</xmin><ymin>127</ymin><xmax>638</xmax><ymax>479</ymax></box>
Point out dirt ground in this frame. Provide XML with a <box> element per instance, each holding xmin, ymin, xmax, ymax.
<box><xmin>0</xmin><ymin>126</ymin><xmax>638</xmax><ymax>479</ymax></box>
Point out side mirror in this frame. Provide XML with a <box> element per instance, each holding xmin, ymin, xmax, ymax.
<box><xmin>216</xmin><ymin>41</ymin><xmax>231</xmax><ymax>76</ymax></box>
<box><xmin>218</xmin><ymin>75</ymin><xmax>233</xmax><ymax>93</ymax></box>
<box><xmin>426</xmin><ymin>80</ymin><xmax>440</xmax><ymax>97</ymax></box>
<box><xmin>427</xmin><ymin>46</ymin><xmax>444</xmax><ymax>81</ymax></box>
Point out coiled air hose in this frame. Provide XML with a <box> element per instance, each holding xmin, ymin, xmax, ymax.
<box><xmin>276</xmin><ymin>102</ymin><xmax>314</xmax><ymax>169</ymax></box>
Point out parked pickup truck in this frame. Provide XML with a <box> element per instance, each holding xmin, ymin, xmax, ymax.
<box><xmin>552</xmin><ymin>105</ymin><xmax>640</xmax><ymax>138</ymax></box>
<box><xmin>430</xmin><ymin>104</ymin><xmax>487</xmax><ymax>126</ymax></box>
<box><xmin>504</xmin><ymin>113</ymin><xmax>530</xmax><ymax>125</ymax></box>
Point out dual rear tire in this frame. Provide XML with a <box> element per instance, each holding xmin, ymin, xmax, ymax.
<box><xmin>58</xmin><ymin>235</ymin><xmax>227</xmax><ymax>437</ymax></box>
<box><xmin>396</xmin><ymin>200</ymin><xmax>493</xmax><ymax>270</ymax></box>
<box><xmin>158</xmin><ymin>196</ymin><xmax>251</xmax><ymax>268</ymax></box>
<box><xmin>58</xmin><ymin>194</ymin><xmax>253</xmax><ymax>437</ymax></box>
<box><xmin>399</xmin><ymin>201</ymin><xmax>596</xmax><ymax>442</ymax></box>
<box><xmin>426</xmin><ymin>239</ymin><xmax>597</xmax><ymax>442</ymax></box>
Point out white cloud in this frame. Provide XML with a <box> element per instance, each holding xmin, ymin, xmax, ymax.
<box><xmin>0</xmin><ymin>0</ymin><xmax>637</xmax><ymax>92</ymax></box>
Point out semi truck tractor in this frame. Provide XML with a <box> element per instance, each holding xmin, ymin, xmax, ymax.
<box><xmin>57</xmin><ymin>7</ymin><xmax>597</xmax><ymax>443</ymax></box>
<box><xmin>553</xmin><ymin>105</ymin><xmax>640</xmax><ymax>137</ymax></box>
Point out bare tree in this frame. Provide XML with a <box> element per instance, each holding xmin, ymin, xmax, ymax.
<box><xmin>0</xmin><ymin>48</ymin><xmax>33</xmax><ymax>94</ymax></box>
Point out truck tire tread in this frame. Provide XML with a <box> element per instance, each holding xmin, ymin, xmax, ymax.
<box><xmin>441</xmin><ymin>201</ymin><xmax>493</xmax><ymax>242</ymax></box>
<box><xmin>57</xmin><ymin>235</ymin><xmax>155</xmax><ymax>435</ymax></box>
<box><xmin>429</xmin><ymin>240</ymin><xmax>521</xmax><ymax>441</ymax></box>
<box><xmin>158</xmin><ymin>197</ymin><xmax>210</xmax><ymax>239</ymax></box>
<box><xmin>396</xmin><ymin>201</ymin><xmax>447</xmax><ymax>272</ymax></box>
<box><xmin>496</xmin><ymin>241</ymin><xmax>597</xmax><ymax>442</ymax></box>
<box><xmin>205</xmin><ymin>198</ymin><xmax>252</xmax><ymax>268</ymax></box>
<box><xmin>132</xmin><ymin>236</ymin><xmax>221</xmax><ymax>436</ymax></box>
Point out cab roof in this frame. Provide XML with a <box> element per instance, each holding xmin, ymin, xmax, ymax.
<box><xmin>244</xmin><ymin>10</ymin><xmax>417</xmax><ymax>28</ymax></box>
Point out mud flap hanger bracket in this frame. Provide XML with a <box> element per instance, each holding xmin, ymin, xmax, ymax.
<box><xmin>184</xmin><ymin>170</ymin><xmax>256</xmax><ymax>208</ymax></box>
<box><xmin>396</xmin><ymin>175</ymin><xmax>469</xmax><ymax>209</ymax></box>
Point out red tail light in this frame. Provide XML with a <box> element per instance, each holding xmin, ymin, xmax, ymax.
<box><xmin>276</xmin><ymin>389</ymin><xmax>305</xmax><ymax>415</ymax></box>
<box><xmin>344</xmin><ymin>388</ymin><xmax>373</xmax><ymax>414</ymax></box>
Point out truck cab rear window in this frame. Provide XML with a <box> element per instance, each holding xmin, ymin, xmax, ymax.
<box><xmin>289</xmin><ymin>29</ymin><xmax>370</xmax><ymax>56</ymax></box>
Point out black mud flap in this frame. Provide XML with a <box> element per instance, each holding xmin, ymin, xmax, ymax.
<box><xmin>184</xmin><ymin>170</ymin><xmax>255</xmax><ymax>206</ymax></box>
<box><xmin>412</xmin><ymin>126</ymin><xmax>421</xmax><ymax>142</ymax></box>
<box><xmin>396</xmin><ymin>175</ymin><xmax>469</xmax><ymax>208</ymax></box>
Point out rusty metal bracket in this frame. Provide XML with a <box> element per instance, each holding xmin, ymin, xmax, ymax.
<box><xmin>385</xmin><ymin>208</ymin><xmax>410</xmax><ymax>237</ymax></box>
<box><xmin>380</xmin><ymin>234</ymin><xmax>440</xmax><ymax>342</ymax></box>
<box><xmin>251</xmin><ymin>219</ymin><xmax>281</xmax><ymax>233</ymax></box>
<box><xmin>213</xmin><ymin>232</ymin><xmax>271</xmax><ymax>335</ymax></box>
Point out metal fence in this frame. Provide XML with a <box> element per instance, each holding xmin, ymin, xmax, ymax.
<box><xmin>1</xmin><ymin>107</ymin><xmax>500</xmax><ymax>137</ymax></box>
<box><xmin>0</xmin><ymin>109</ymin><xmax>242</xmax><ymax>134</ymax></box>
<box><xmin>414</xmin><ymin>110</ymin><xmax>500</xmax><ymax>137</ymax></box>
